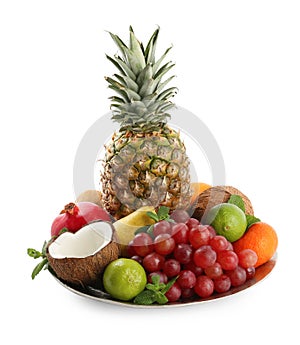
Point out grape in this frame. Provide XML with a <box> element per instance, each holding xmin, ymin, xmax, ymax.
<box><xmin>127</xmin><ymin>240</ymin><xmax>136</xmax><ymax>257</ymax></box>
<box><xmin>132</xmin><ymin>233</ymin><xmax>153</xmax><ymax>257</ymax></box>
<box><xmin>237</xmin><ymin>249</ymin><xmax>258</xmax><ymax>268</ymax></box>
<box><xmin>154</xmin><ymin>233</ymin><xmax>175</xmax><ymax>255</ymax></box>
<box><xmin>217</xmin><ymin>250</ymin><xmax>238</xmax><ymax>270</ymax></box>
<box><xmin>170</xmin><ymin>209</ymin><xmax>190</xmax><ymax>223</ymax></box>
<box><xmin>186</xmin><ymin>218</ymin><xmax>199</xmax><ymax>229</ymax></box>
<box><xmin>171</xmin><ymin>223</ymin><xmax>189</xmax><ymax>244</ymax></box>
<box><xmin>204</xmin><ymin>262</ymin><xmax>223</xmax><ymax>279</ymax></box>
<box><xmin>163</xmin><ymin>259</ymin><xmax>181</xmax><ymax>278</ymax></box>
<box><xmin>142</xmin><ymin>252</ymin><xmax>165</xmax><ymax>272</ymax></box>
<box><xmin>147</xmin><ymin>271</ymin><xmax>168</xmax><ymax>284</ymax></box>
<box><xmin>206</xmin><ymin>225</ymin><xmax>216</xmax><ymax>239</ymax></box>
<box><xmin>227</xmin><ymin>266</ymin><xmax>247</xmax><ymax>287</ymax></box>
<box><xmin>214</xmin><ymin>274</ymin><xmax>231</xmax><ymax>293</ymax></box>
<box><xmin>181</xmin><ymin>288</ymin><xmax>195</xmax><ymax>299</ymax></box>
<box><xmin>173</xmin><ymin>243</ymin><xmax>193</xmax><ymax>264</ymax></box>
<box><xmin>188</xmin><ymin>225</ymin><xmax>210</xmax><ymax>248</ymax></box>
<box><xmin>183</xmin><ymin>261</ymin><xmax>203</xmax><ymax>276</ymax></box>
<box><xmin>226</xmin><ymin>241</ymin><xmax>233</xmax><ymax>251</ymax></box>
<box><xmin>165</xmin><ymin>282</ymin><xmax>182</xmax><ymax>302</ymax></box>
<box><xmin>177</xmin><ymin>270</ymin><xmax>197</xmax><ymax>289</ymax></box>
<box><xmin>209</xmin><ymin>235</ymin><xmax>228</xmax><ymax>252</ymax></box>
<box><xmin>153</xmin><ymin>220</ymin><xmax>172</xmax><ymax>237</ymax></box>
<box><xmin>245</xmin><ymin>267</ymin><xmax>256</xmax><ymax>279</ymax></box>
<box><xmin>131</xmin><ymin>255</ymin><xmax>143</xmax><ymax>264</ymax></box>
<box><xmin>193</xmin><ymin>245</ymin><xmax>217</xmax><ymax>269</ymax></box>
<box><xmin>194</xmin><ymin>276</ymin><xmax>214</xmax><ymax>298</ymax></box>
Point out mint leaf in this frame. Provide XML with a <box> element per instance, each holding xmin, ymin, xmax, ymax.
<box><xmin>157</xmin><ymin>206</ymin><xmax>170</xmax><ymax>220</ymax></box>
<box><xmin>133</xmin><ymin>290</ymin><xmax>156</xmax><ymax>305</ymax></box>
<box><xmin>155</xmin><ymin>292</ymin><xmax>168</xmax><ymax>305</ymax></box>
<box><xmin>227</xmin><ymin>195</ymin><xmax>245</xmax><ymax>213</ymax></box>
<box><xmin>134</xmin><ymin>274</ymin><xmax>178</xmax><ymax>305</ymax></box>
<box><xmin>41</xmin><ymin>241</ymin><xmax>48</xmax><ymax>256</ymax></box>
<box><xmin>146</xmin><ymin>224</ymin><xmax>154</xmax><ymax>236</ymax></box>
<box><xmin>134</xmin><ymin>225</ymin><xmax>151</xmax><ymax>235</ymax></box>
<box><xmin>28</xmin><ymin>242</ymin><xmax>49</xmax><ymax>279</ymax></box>
<box><xmin>31</xmin><ymin>258</ymin><xmax>48</xmax><ymax>280</ymax></box>
<box><xmin>146</xmin><ymin>211</ymin><xmax>159</xmax><ymax>222</ymax></box>
<box><xmin>151</xmin><ymin>274</ymin><xmax>161</xmax><ymax>286</ymax></box>
<box><xmin>27</xmin><ymin>248</ymin><xmax>42</xmax><ymax>259</ymax></box>
<box><xmin>161</xmin><ymin>276</ymin><xmax>178</xmax><ymax>294</ymax></box>
<box><xmin>59</xmin><ymin>227</ymin><xmax>69</xmax><ymax>235</ymax></box>
<box><xmin>246</xmin><ymin>214</ymin><xmax>261</xmax><ymax>228</ymax></box>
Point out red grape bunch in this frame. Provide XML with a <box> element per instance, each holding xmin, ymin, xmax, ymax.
<box><xmin>127</xmin><ymin>210</ymin><xmax>258</xmax><ymax>303</ymax></box>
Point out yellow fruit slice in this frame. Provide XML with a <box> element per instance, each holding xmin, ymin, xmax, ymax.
<box><xmin>114</xmin><ymin>206</ymin><xmax>156</xmax><ymax>256</ymax></box>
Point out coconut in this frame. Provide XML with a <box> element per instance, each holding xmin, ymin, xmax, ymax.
<box><xmin>47</xmin><ymin>221</ymin><xmax>120</xmax><ymax>286</ymax></box>
<box><xmin>76</xmin><ymin>189</ymin><xmax>103</xmax><ymax>207</ymax></box>
<box><xmin>190</xmin><ymin>185</ymin><xmax>254</xmax><ymax>222</ymax></box>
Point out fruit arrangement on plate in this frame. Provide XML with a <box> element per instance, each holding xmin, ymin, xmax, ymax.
<box><xmin>28</xmin><ymin>27</ymin><xmax>278</xmax><ymax>307</ymax></box>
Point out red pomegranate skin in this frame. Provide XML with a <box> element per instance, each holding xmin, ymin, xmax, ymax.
<box><xmin>51</xmin><ymin>202</ymin><xmax>111</xmax><ymax>237</ymax></box>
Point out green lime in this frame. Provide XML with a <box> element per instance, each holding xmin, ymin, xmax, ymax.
<box><xmin>103</xmin><ymin>258</ymin><xmax>147</xmax><ymax>301</ymax></box>
<box><xmin>203</xmin><ymin>203</ymin><xmax>247</xmax><ymax>242</ymax></box>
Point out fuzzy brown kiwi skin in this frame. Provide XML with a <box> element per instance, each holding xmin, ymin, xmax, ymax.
<box><xmin>47</xmin><ymin>222</ymin><xmax>120</xmax><ymax>287</ymax></box>
<box><xmin>190</xmin><ymin>185</ymin><xmax>254</xmax><ymax>222</ymax></box>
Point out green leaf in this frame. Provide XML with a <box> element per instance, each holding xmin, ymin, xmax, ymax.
<box><xmin>155</xmin><ymin>292</ymin><xmax>168</xmax><ymax>305</ymax></box>
<box><xmin>31</xmin><ymin>258</ymin><xmax>48</xmax><ymax>280</ymax></box>
<box><xmin>134</xmin><ymin>225</ymin><xmax>151</xmax><ymax>235</ymax></box>
<box><xmin>227</xmin><ymin>195</ymin><xmax>245</xmax><ymax>213</ymax></box>
<box><xmin>27</xmin><ymin>248</ymin><xmax>42</xmax><ymax>259</ymax></box>
<box><xmin>129</xmin><ymin>30</ymin><xmax>146</xmax><ymax>72</ymax></box>
<box><xmin>157</xmin><ymin>206</ymin><xmax>170</xmax><ymax>220</ymax></box>
<box><xmin>144</xmin><ymin>27</ymin><xmax>159</xmax><ymax>64</ymax></box>
<box><xmin>41</xmin><ymin>241</ymin><xmax>48</xmax><ymax>256</ymax></box>
<box><xmin>113</xmin><ymin>55</ymin><xmax>137</xmax><ymax>81</ymax></box>
<box><xmin>133</xmin><ymin>290</ymin><xmax>157</xmax><ymax>305</ymax></box>
<box><xmin>145</xmin><ymin>283</ymin><xmax>159</xmax><ymax>292</ymax></box>
<box><xmin>151</xmin><ymin>274</ymin><xmax>161</xmax><ymax>286</ymax></box>
<box><xmin>105</xmin><ymin>54</ymin><xmax>126</xmax><ymax>76</ymax></box>
<box><xmin>161</xmin><ymin>276</ymin><xmax>178</xmax><ymax>294</ymax></box>
<box><xmin>146</xmin><ymin>224</ymin><xmax>154</xmax><ymax>236</ymax></box>
<box><xmin>58</xmin><ymin>228</ymin><xmax>69</xmax><ymax>236</ymax></box>
<box><xmin>152</xmin><ymin>46</ymin><xmax>173</xmax><ymax>75</ymax></box>
<box><xmin>246</xmin><ymin>214</ymin><xmax>261</xmax><ymax>229</ymax></box>
<box><xmin>146</xmin><ymin>211</ymin><xmax>159</xmax><ymax>222</ymax></box>
<box><xmin>107</xmin><ymin>31</ymin><xmax>128</xmax><ymax>61</ymax></box>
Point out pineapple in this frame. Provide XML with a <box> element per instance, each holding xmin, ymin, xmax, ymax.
<box><xmin>101</xmin><ymin>26</ymin><xmax>192</xmax><ymax>219</ymax></box>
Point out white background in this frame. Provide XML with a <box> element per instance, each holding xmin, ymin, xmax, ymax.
<box><xmin>1</xmin><ymin>1</ymin><xmax>299</xmax><ymax>344</ymax></box>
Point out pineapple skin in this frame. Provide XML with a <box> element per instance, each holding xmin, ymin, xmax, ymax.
<box><xmin>101</xmin><ymin>125</ymin><xmax>192</xmax><ymax>219</ymax></box>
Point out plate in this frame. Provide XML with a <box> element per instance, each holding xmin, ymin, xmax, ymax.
<box><xmin>50</xmin><ymin>253</ymin><xmax>277</xmax><ymax>308</ymax></box>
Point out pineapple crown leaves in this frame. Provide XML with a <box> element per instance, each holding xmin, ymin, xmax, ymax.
<box><xmin>105</xmin><ymin>26</ymin><xmax>177</xmax><ymax>133</ymax></box>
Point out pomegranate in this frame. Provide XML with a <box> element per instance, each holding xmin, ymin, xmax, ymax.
<box><xmin>51</xmin><ymin>202</ymin><xmax>111</xmax><ymax>237</ymax></box>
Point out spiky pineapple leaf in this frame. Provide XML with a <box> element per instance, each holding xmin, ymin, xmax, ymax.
<box><xmin>107</xmin><ymin>32</ymin><xmax>128</xmax><ymax>60</ymax></box>
<box><xmin>144</xmin><ymin>27</ymin><xmax>160</xmax><ymax>64</ymax></box>
<box><xmin>152</xmin><ymin>46</ymin><xmax>173</xmax><ymax>74</ymax></box>
<box><xmin>112</xmin><ymin>55</ymin><xmax>137</xmax><ymax>80</ymax></box>
<box><xmin>129</xmin><ymin>29</ymin><xmax>146</xmax><ymax>72</ymax></box>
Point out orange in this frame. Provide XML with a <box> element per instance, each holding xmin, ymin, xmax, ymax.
<box><xmin>190</xmin><ymin>182</ymin><xmax>211</xmax><ymax>204</ymax></box>
<box><xmin>233</xmin><ymin>222</ymin><xmax>278</xmax><ymax>268</ymax></box>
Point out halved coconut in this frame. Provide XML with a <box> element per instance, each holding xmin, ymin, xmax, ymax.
<box><xmin>47</xmin><ymin>221</ymin><xmax>120</xmax><ymax>286</ymax></box>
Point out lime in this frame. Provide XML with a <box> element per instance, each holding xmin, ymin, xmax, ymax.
<box><xmin>203</xmin><ymin>203</ymin><xmax>247</xmax><ymax>242</ymax></box>
<box><xmin>103</xmin><ymin>258</ymin><xmax>147</xmax><ymax>301</ymax></box>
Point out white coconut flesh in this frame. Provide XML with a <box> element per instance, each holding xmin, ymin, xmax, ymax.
<box><xmin>48</xmin><ymin>222</ymin><xmax>113</xmax><ymax>259</ymax></box>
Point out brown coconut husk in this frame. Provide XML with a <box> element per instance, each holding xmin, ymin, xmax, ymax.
<box><xmin>47</xmin><ymin>223</ymin><xmax>120</xmax><ymax>287</ymax></box>
<box><xmin>190</xmin><ymin>185</ymin><xmax>254</xmax><ymax>222</ymax></box>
